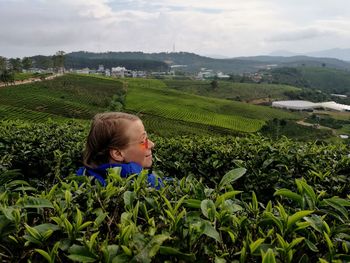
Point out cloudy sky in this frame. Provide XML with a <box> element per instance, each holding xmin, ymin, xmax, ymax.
<box><xmin>1</xmin><ymin>0</ymin><xmax>350</xmax><ymax>58</ymax></box>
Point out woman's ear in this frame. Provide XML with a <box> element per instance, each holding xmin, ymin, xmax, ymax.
<box><xmin>109</xmin><ymin>148</ymin><xmax>124</xmax><ymax>162</ymax></box>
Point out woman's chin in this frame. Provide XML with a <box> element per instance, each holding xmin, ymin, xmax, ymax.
<box><xmin>142</xmin><ymin>158</ymin><xmax>153</xmax><ymax>168</ymax></box>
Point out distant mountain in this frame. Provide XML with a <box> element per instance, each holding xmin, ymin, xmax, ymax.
<box><xmin>30</xmin><ymin>51</ymin><xmax>350</xmax><ymax>74</ymax></box>
<box><xmin>66</xmin><ymin>51</ymin><xmax>350</xmax><ymax>73</ymax></box>
<box><xmin>305</xmin><ymin>48</ymin><xmax>350</xmax><ymax>62</ymax></box>
<box><xmin>269</xmin><ymin>48</ymin><xmax>350</xmax><ymax>62</ymax></box>
<box><xmin>268</xmin><ymin>50</ymin><xmax>299</xmax><ymax>57</ymax></box>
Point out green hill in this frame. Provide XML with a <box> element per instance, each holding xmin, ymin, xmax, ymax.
<box><xmin>162</xmin><ymin>79</ymin><xmax>300</xmax><ymax>102</ymax></box>
<box><xmin>124</xmin><ymin>78</ymin><xmax>300</xmax><ymax>133</ymax></box>
<box><xmin>300</xmin><ymin>67</ymin><xmax>350</xmax><ymax>94</ymax></box>
<box><xmin>28</xmin><ymin>51</ymin><xmax>350</xmax><ymax>73</ymax></box>
<box><xmin>0</xmin><ymin>74</ymin><xmax>301</xmax><ymax>135</ymax></box>
<box><xmin>0</xmin><ymin>74</ymin><xmax>124</xmax><ymax>122</ymax></box>
<box><xmin>269</xmin><ymin>67</ymin><xmax>350</xmax><ymax>95</ymax></box>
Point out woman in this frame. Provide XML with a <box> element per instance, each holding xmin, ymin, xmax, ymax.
<box><xmin>77</xmin><ymin>112</ymin><xmax>163</xmax><ymax>189</ymax></box>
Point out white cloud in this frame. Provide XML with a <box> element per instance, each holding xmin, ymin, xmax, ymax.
<box><xmin>0</xmin><ymin>0</ymin><xmax>350</xmax><ymax>57</ymax></box>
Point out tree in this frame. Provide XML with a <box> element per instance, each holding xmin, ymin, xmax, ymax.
<box><xmin>0</xmin><ymin>69</ymin><xmax>15</xmax><ymax>85</ymax></box>
<box><xmin>8</xmin><ymin>58</ymin><xmax>22</xmax><ymax>72</ymax></box>
<box><xmin>0</xmin><ymin>56</ymin><xmax>7</xmax><ymax>72</ymax></box>
<box><xmin>52</xmin><ymin>51</ymin><xmax>65</xmax><ymax>73</ymax></box>
<box><xmin>22</xmin><ymin>57</ymin><xmax>32</xmax><ymax>70</ymax></box>
<box><xmin>210</xmin><ymin>80</ymin><xmax>219</xmax><ymax>90</ymax></box>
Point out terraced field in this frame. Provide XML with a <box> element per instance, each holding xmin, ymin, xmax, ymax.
<box><xmin>163</xmin><ymin>79</ymin><xmax>300</xmax><ymax>102</ymax></box>
<box><xmin>0</xmin><ymin>74</ymin><xmax>124</xmax><ymax>121</ymax></box>
<box><xmin>125</xmin><ymin>78</ymin><xmax>300</xmax><ymax>133</ymax></box>
<box><xmin>0</xmin><ymin>74</ymin><xmax>301</xmax><ymax>135</ymax></box>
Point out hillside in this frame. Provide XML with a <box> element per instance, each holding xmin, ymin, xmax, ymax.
<box><xmin>28</xmin><ymin>51</ymin><xmax>350</xmax><ymax>74</ymax></box>
<box><xmin>124</xmin><ymin>78</ymin><xmax>300</xmax><ymax>133</ymax></box>
<box><xmin>268</xmin><ymin>67</ymin><xmax>350</xmax><ymax>96</ymax></box>
<box><xmin>70</xmin><ymin>52</ymin><xmax>350</xmax><ymax>72</ymax></box>
<box><xmin>0</xmin><ymin>74</ymin><xmax>301</xmax><ymax>136</ymax></box>
<box><xmin>0</xmin><ymin>74</ymin><xmax>124</xmax><ymax>121</ymax></box>
<box><xmin>162</xmin><ymin>79</ymin><xmax>300</xmax><ymax>102</ymax></box>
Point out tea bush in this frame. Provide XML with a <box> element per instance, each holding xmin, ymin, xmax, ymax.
<box><xmin>1</xmin><ymin>121</ymin><xmax>349</xmax><ymax>201</ymax></box>
<box><xmin>1</xmin><ymin>167</ymin><xmax>350</xmax><ymax>262</ymax></box>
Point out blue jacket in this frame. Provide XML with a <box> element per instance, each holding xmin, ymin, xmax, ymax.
<box><xmin>76</xmin><ymin>162</ymin><xmax>163</xmax><ymax>189</ymax></box>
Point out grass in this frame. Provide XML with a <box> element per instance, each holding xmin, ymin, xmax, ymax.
<box><xmin>0</xmin><ymin>74</ymin><xmax>302</xmax><ymax>135</ymax></box>
<box><xmin>0</xmin><ymin>74</ymin><xmax>124</xmax><ymax>121</ymax></box>
<box><xmin>162</xmin><ymin>79</ymin><xmax>300</xmax><ymax>102</ymax></box>
<box><xmin>125</xmin><ymin>78</ymin><xmax>301</xmax><ymax>133</ymax></box>
<box><xmin>14</xmin><ymin>72</ymin><xmax>53</xmax><ymax>81</ymax></box>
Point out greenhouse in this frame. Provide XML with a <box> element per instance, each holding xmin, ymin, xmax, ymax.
<box><xmin>272</xmin><ymin>100</ymin><xmax>350</xmax><ymax>112</ymax></box>
<box><xmin>272</xmin><ymin>100</ymin><xmax>316</xmax><ymax>111</ymax></box>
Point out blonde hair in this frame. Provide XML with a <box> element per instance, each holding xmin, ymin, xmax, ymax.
<box><xmin>83</xmin><ymin>112</ymin><xmax>140</xmax><ymax>168</ymax></box>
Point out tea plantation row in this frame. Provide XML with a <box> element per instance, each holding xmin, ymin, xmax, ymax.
<box><xmin>1</xmin><ymin>121</ymin><xmax>350</xmax><ymax>262</ymax></box>
<box><xmin>1</xmin><ymin>121</ymin><xmax>349</xmax><ymax>200</ymax></box>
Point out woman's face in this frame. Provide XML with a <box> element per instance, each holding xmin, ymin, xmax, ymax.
<box><xmin>118</xmin><ymin>119</ymin><xmax>154</xmax><ymax>168</ymax></box>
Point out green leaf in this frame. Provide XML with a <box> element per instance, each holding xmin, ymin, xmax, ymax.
<box><xmin>75</xmin><ymin>207</ymin><xmax>83</xmax><ymax>228</ymax></box>
<box><xmin>218</xmin><ymin>168</ymin><xmax>246</xmax><ymax>189</ymax></box>
<box><xmin>250</xmin><ymin>238</ymin><xmax>265</xmax><ymax>253</ymax></box>
<box><xmin>121</xmin><ymin>245</ymin><xmax>132</xmax><ymax>256</ymax></box>
<box><xmin>215</xmin><ymin>190</ymin><xmax>242</xmax><ymax>206</ymax></box>
<box><xmin>274</xmin><ymin>189</ymin><xmax>302</xmax><ymax>205</ymax></box>
<box><xmin>159</xmin><ymin>246</ymin><xmax>196</xmax><ymax>261</ymax></box>
<box><xmin>6</xmin><ymin>180</ymin><xmax>30</xmax><ymax>188</ymax></box>
<box><xmin>32</xmin><ymin>223</ymin><xmax>60</xmax><ymax>233</ymax></box>
<box><xmin>25</xmin><ymin>223</ymin><xmax>42</xmax><ymax>240</ymax></box>
<box><xmin>201</xmin><ymin>220</ymin><xmax>221</xmax><ymax>242</ymax></box>
<box><xmin>68</xmin><ymin>245</ymin><xmax>98</xmax><ymax>262</ymax></box>
<box><xmin>261</xmin><ymin>248</ymin><xmax>276</xmax><ymax>263</ymax></box>
<box><xmin>263</xmin><ymin>212</ymin><xmax>284</xmax><ymax>234</ymax></box>
<box><xmin>184</xmin><ymin>199</ymin><xmax>201</xmax><ymax>209</ymax></box>
<box><xmin>288</xmin><ymin>237</ymin><xmax>304</xmax><ymax>250</ymax></box>
<box><xmin>123</xmin><ymin>191</ymin><xmax>136</xmax><ymax>209</ymax></box>
<box><xmin>276</xmin><ymin>234</ymin><xmax>287</xmax><ymax>249</ymax></box>
<box><xmin>67</xmin><ymin>255</ymin><xmax>97</xmax><ymax>262</ymax></box>
<box><xmin>215</xmin><ymin>256</ymin><xmax>227</xmax><ymax>263</ymax></box>
<box><xmin>318</xmin><ymin>258</ymin><xmax>329</xmax><ymax>263</ymax></box>
<box><xmin>305</xmin><ymin>239</ymin><xmax>319</xmax><ymax>252</ymax></box>
<box><xmin>322</xmin><ymin>198</ymin><xmax>349</xmax><ymax>221</ymax></box>
<box><xmin>79</xmin><ymin>221</ymin><xmax>93</xmax><ymax>231</ymax></box>
<box><xmin>303</xmin><ymin>215</ymin><xmax>324</xmax><ymax>233</ymax></box>
<box><xmin>87</xmin><ymin>231</ymin><xmax>99</xmax><ymax>251</ymax></box>
<box><xmin>287</xmin><ymin>210</ymin><xmax>313</xmax><ymax>230</ymax></box>
<box><xmin>22</xmin><ymin>197</ymin><xmax>54</xmax><ymax>208</ymax></box>
<box><xmin>323</xmin><ymin>232</ymin><xmax>334</xmax><ymax>255</ymax></box>
<box><xmin>35</xmin><ymin>249</ymin><xmax>51</xmax><ymax>262</ymax></box>
<box><xmin>298</xmin><ymin>180</ymin><xmax>317</xmax><ymax>209</ymax></box>
<box><xmin>131</xmin><ymin>234</ymin><xmax>171</xmax><ymax>262</ymax></box>
<box><xmin>112</xmin><ymin>254</ymin><xmax>130</xmax><ymax>263</ymax></box>
<box><xmin>0</xmin><ymin>207</ymin><xmax>15</xmax><ymax>221</ymax></box>
<box><xmin>201</xmin><ymin>199</ymin><xmax>216</xmax><ymax>221</ymax></box>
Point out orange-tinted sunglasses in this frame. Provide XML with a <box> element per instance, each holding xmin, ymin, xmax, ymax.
<box><xmin>138</xmin><ymin>137</ymin><xmax>149</xmax><ymax>150</ymax></box>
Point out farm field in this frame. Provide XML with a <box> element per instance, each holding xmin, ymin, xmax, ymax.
<box><xmin>0</xmin><ymin>74</ymin><xmax>124</xmax><ymax>121</ymax></box>
<box><xmin>0</xmin><ymin>74</ymin><xmax>301</xmax><ymax>134</ymax></box>
<box><xmin>1</xmin><ymin>121</ymin><xmax>350</xmax><ymax>262</ymax></box>
<box><xmin>125</xmin><ymin>78</ymin><xmax>300</xmax><ymax>133</ymax></box>
<box><xmin>163</xmin><ymin>79</ymin><xmax>300</xmax><ymax>102</ymax></box>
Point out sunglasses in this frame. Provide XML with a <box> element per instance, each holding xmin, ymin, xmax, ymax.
<box><xmin>137</xmin><ymin>137</ymin><xmax>149</xmax><ymax>150</ymax></box>
<box><xmin>126</xmin><ymin>135</ymin><xmax>149</xmax><ymax>150</ymax></box>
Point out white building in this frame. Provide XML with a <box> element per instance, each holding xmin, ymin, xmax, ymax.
<box><xmin>98</xmin><ymin>65</ymin><xmax>104</xmax><ymax>72</ymax></box>
<box><xmin>111</xmin><ymin>67</ymin><xmax>126</xmax><ymax>77</ymax></box>
<box><xmin>76</xmin><ymin>68</ymin><xmax>90</xmax><ymax>74</ymax></box>
<box><xmin>217</xmin><ymin>72</ymin><xmax>230</xmax><ymax>79</ymax></box>
<box><xmin>105</xmin><ymin>69</ymin><xmax>110</xmax><ymax>77</ymax></box>
<box><xmin>272</xmin><ymin>100</ymin><xmax>350</xmax><ymax>112</ymax></box>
